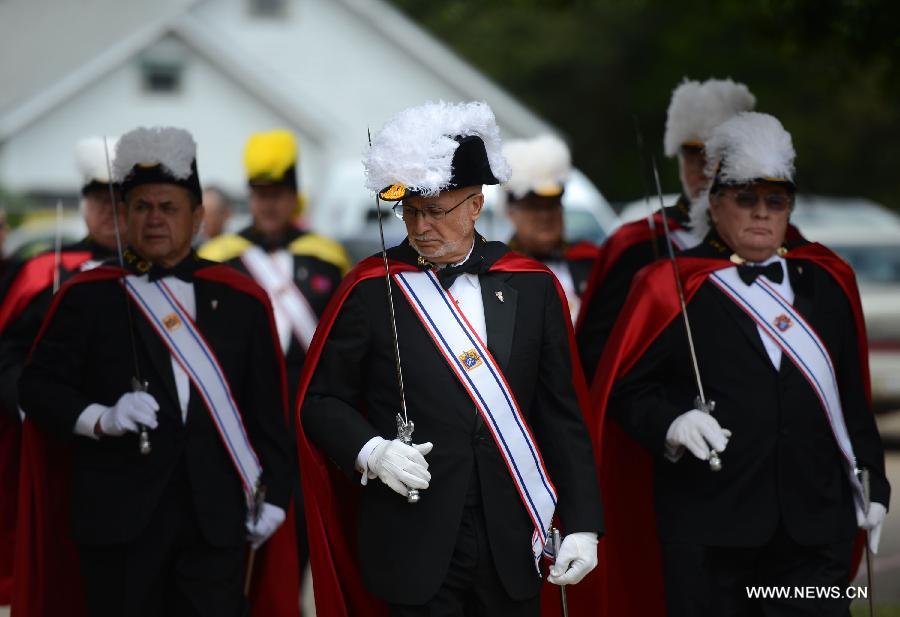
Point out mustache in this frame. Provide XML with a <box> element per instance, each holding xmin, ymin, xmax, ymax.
<box><xmin>412</xmin><ymin>235</ymin><xmax>440</xmax><ymax>242</ymax></box>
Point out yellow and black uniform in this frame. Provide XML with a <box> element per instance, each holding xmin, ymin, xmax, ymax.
<box><xmin>199</xmin><ymin>227</ymin><xmax>348</xmax><ymax>399</ymax></box>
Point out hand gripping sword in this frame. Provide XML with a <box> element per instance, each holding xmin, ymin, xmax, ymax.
<box><xmin>369</xmin><ymin>129</ymin><xmax>419</xmax><ymax>504</ymax></box>
<box><xmin>103</xmin><ymin>137</ymin><xmax>151</xmax><ymax>455</ymax></box>
<box><xmin>650</xmin><ymin>156</ymin><xmax>721</xmax><ymax>472</ymax></box>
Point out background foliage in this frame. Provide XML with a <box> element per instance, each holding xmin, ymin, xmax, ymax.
<box><xmin>390</xmin><ymin>0</ymin><xmax>900</xmax><ymax>208</ymax></box>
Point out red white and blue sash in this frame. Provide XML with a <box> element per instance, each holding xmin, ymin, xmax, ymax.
<box><xmin>123</xmin><ymin>275</ymin><xmax>262</xmax><ymax>506</ymax></box>
<box><xmin>709</xmin><ymin>267</ymin><xmax>866</xmax><ymax>511</ymax></box>
<box><xmin>241</xmin><ymin>245</ymin><xmax>318</xmax><ymax>351</ymax></box>
<box><xmin>393</xmin><ymin>269</ymin><xmax>558</xmax><ymax>568</ymax></box>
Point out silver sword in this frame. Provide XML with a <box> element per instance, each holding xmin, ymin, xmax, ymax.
<box><xmin>650</xmin><ymin>156</ymin><xmax>721</xmax><ymax>472</ymax></box>
<box><xmin>861</xmin><ymin>468</ymin><xmax>876</xmax><ymax>617</ymax></box>
<box><xmin>369</xmin><ymin>129</ymin><xmax>419</xmax><ymax>504</ymax></box>
<box><xmin>550</xmin><ymin>527</ymin><xmax>570</xmax><ymax>617</ymax></box>
<box><xmin>102</xmin><ymin>137</ymin><xmax>152</xmax><ymax>455</ymax></box>
<box><xmin>632</xmin><ymin>116</ymin><xmax>659</xmax><ymax>261</ymax></box>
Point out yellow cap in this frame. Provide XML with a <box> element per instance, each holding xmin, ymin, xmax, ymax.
<box><xmin>243</xmin><ymin>129</ymin><xmax>298</xmax><ymax>184</ymax></box>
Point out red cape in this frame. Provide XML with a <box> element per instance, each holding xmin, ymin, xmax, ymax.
<box><xmin>0</xmin><ymin>250</ymin><xmax>91</xmax><ymax>604</ymax></box>
<box><xmin>295</xmin><ymin>252</ymin><xmax>594</xmax><ymax>616</ymax></box>
<box><xmin>574</xmin><ymin>214</ymin><xmax>672</xmax><ymax>334</ymax></box>
<box><xmin>563</xmin><ymin>240</ymin><xmax>601</xmax><ymax>263</ymax></box>
<box><xmin>12</xmin><ymin>264</ymin><xmax>301</xmax><ymax>616</ymax></box>
<box><xmin>586</xmin><ymin>243</ymin><xmax>870</xmax><ymax>617</ymax></box>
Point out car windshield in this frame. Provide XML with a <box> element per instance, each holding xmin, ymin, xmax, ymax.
<box><xmin>830</xmin><ymin>244</ymin><xmax>900</xmax><ymax>284</ymax></box>
<box><xmin>565</xmin><ymin>210</ymin><xmax>607</xmax><ymax>244</ymax></box>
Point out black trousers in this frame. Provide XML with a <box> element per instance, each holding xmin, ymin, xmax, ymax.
<box><xmin>389</xmin><ymin>506</ymin><xmax>540</xmax><ymax>617</ymax></box>
<box><xmin>78</xmin><ymin>464</ymin><xmax>245</xmax><ymax>617</ymax></box>
<box><xmin>661</xmin><ymin>525</ymin><xmax>855</xmax><ymax>617</ymax></box>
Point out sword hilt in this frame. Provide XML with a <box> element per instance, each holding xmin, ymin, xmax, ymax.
<box><xmin>396</xmin><ymin>414</ymin><xmax>420</xmax><ymax>504</ymax></box>
<box><xmin>132</xmin><ymin>377</ymin><xmax>152</xmax><ymax>455</ymax></box>
<box><xmin>550</xmin><ymin>527</ymin><xmax>570</xmax><ymax>616</ymax></box>
<box><xmin>694</xmin><ymin>396</ymin><xmax>721</xmax><ymax>472</ymax></box>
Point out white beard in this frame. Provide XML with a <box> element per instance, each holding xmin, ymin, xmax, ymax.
<box><xmin>687</xmin><ymin>191</ymin><xmax>711</xmax><ymax>239</ymax></box>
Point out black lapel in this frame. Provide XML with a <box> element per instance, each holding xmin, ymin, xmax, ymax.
<box><xmin>130</xmin><ymin>302</ymin><xmax>182</xmax><ymax>416</ymax></box>
<box><xmin>708</xmin><ymin>282</ymin><xmax>776</xmax><ymax>370</ymax></box>
<box><xmin>480</xmin><ymin>272</ymin><xmax>517</xmax><ymax>372</ymax></box>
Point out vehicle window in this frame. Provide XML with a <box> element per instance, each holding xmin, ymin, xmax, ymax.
<box><xmin>565</xmin><ymin>210</ymin><xmax>606</xmax><ymax>244</ymax></box>
<box><xmin>831</xmin><ymin>244</ymin><xmax>900</xmax><ymax>284</ymax></box>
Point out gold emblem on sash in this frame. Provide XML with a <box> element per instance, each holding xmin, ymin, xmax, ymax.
<box><xmin>458</xmin><ymin>349</ymin><xmax>483</xmax><ymax>371</ymax></box>
<box><xmin>163</xmin><ymin>313</ymin><xmax>182</xmax><ymax>332</ymax></box>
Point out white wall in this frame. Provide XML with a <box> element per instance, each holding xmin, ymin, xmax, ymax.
<box><xmin>0</xmin><ymin>32</ymin><xmax>325</xmax><ymax>202</ymax></box>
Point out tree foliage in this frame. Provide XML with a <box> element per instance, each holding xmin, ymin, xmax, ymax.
<box><xmin>389</xmin><ymin>0</ymin><xmax>900</xmax><ymax>209</ymax></box>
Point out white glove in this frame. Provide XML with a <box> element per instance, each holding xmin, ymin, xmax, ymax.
<box><xmin>98</xmin><ymin>391</ymin><xmax>159</xmax><ymax>436</ymax></box>
<box><xmin>547</xmin><ymin>532</ymin><xmax>598</xmax><ymax>586</ymax></box>
<box><xmin>368</xmin><ymin>439</ymin><xmax>433</xmax><ymax>497</ymax></box>
<box><xmin>665</xmin><ymin>409</ymin><xmax>731</xmax><ymax>462</ymax></box>
<box><xmin>246</xmin><ymin>502</ymin><xmax>286</xmax><ymax>550</ymax></box>
<box><xmin>857</xmin><ymin>502</ymin><xmax>887</xmax><ymax>554</ymax></box>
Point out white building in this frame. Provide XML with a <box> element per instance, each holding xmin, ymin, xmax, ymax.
<box><xmin>0</xmin><ymin>0</ymin><xmax>557</xmax><ymax>235</ymax></box>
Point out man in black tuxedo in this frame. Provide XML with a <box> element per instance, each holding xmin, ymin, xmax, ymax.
<box><xmin>301</xmin><ymin>101</ymin><xmax>603</xmax><ymax>616</ymax></box>
<box><xmin>605</xmin><ymin>112</ymin><xmax>889</xmax><ymax>616</ymax></box>
<box><xmin>18</xmin><ymin>126</ymin><xmax>294</xmax><ymax>616</ymax></box>
<box><xmin>500</xmin><ymin>134</ymin><xmax>599</xmax><ymax>324</ymax></box>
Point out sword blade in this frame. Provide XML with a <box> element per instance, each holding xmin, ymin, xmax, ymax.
<box><xmin>551</xmin><ymin>527</ymin><xmax>570</xmax><ymax>617</ymax></box>
<box><xmin>103</xmin><ymin>137</ymin><xmax>151</xmax><ymax>455</ymax></box>
<box><xmin>632</xmin><ymin>116</ymin><xmax>659</xmax><ymax>260</ymax></box>
<box><xmin>650</xmin><ymin>156</ymin><xmax>720</xmax><ymax>471</ymax></box>
<box><xmin>368</xmin><ymin>129</ymin><xmax>417</xmax><ymax>504</ymax></box>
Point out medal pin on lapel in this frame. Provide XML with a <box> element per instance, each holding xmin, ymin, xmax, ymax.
<box><xmin>211</xmin><ymin>299</ymin><xmax>219</xmax><ymax>310</ymax></box>
<box><xmin>495</xmin><ymin>291</ymin><xmax>504</xmax><ymax>303</ymax></box>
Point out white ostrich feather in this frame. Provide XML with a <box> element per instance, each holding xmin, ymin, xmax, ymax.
<box><xmin>113</xmin><ymin>126</ymin><xmax>196</xmax><ymax>182</ymax></box>
<box><xmin>365</xmin><ymin>101</ymin><xmax>510</xmax><ymax>196</ymax></box>
<box><xmin>664</xmin><ymin>78</ymin><xmax>756</xmax><ymax>157</ymax></box>
<box><xmin>501</xmin><ymin>134</ymin><xmax>571</xmax><ymax>200</ymax></box>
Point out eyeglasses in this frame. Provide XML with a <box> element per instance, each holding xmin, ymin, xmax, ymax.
<box><xmin>393</xmin><ymin>192</ymin><xmax>480</xmax><ymax>222</ymax></box>
<box><xmin>725</xmin><ymin>189</ymin><xmax>794</xmax><ymax>212</ymax></box>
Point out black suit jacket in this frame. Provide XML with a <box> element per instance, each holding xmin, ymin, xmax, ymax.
<box><xmin>609</xmin><ymin>238</ymin><xmax>890</xmax><ymax>547</ymax></box>
<box><xmin>19</xmin><ymin>261</ymin><xmax>294</xmax><ymax>548</ymax></box>
<box><xmin>302</xmin><ymin>239</ymin><xmax>603</xmax><ymax>604</ymax></box>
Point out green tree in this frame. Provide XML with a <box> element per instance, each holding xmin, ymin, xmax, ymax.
<box><xmin>389</xmin><ymin>0</ymin><xmax>900</xmax><ymax>210</ymax></box>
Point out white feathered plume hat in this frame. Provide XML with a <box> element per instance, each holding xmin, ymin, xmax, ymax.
<box><xmin>705</xmin><ymin>112</ymin><xmax>796</xmax><ymax>191</ymax></box>
<box><xmin>664</xmin><ymin>78</ymin><xmax>756</xmax><ymax>158</ymax></box>
<box><xmin>75</xmin><ymin>136</ymin><xmax>118</xmax><ymax>195</ymax></box>
<box><xmin>501</xmin><ymin>134</ymin><xmax>571</xmax><ymax>201</ymax></box>
<box><xmin>113</xmin><ymin>126</ymin><xmax>202</xmax><ymax>201</ymax></box>
<box><xmin>365</xmin><ymin>101</ymin><xmax>511</xmax><ymax>201</ymax></box>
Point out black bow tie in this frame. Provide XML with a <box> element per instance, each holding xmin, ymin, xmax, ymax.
<box><xmin>737</xmin><ymin>261</ymin><xmax>784</xmax><ymax>286</ymax></box>
<box><xmin>434</xmin><ymin>255</ymin><xmax>485</xmax><ymax>290</ymax></box>
<box><xmin>147</xmin><ymin>264</ymin><xmax>194</xmax><ymax>283</ymax></box>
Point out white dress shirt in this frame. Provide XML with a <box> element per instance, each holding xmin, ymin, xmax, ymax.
<box><xmin>747</xmin><ymin>255</ymin><xmax>794</xmax><ymax>369</ymax></box>
<box><xmin>545</xmin><ymin>260</ymin><xmax>579</xmax><ymax>323</ymax></box>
